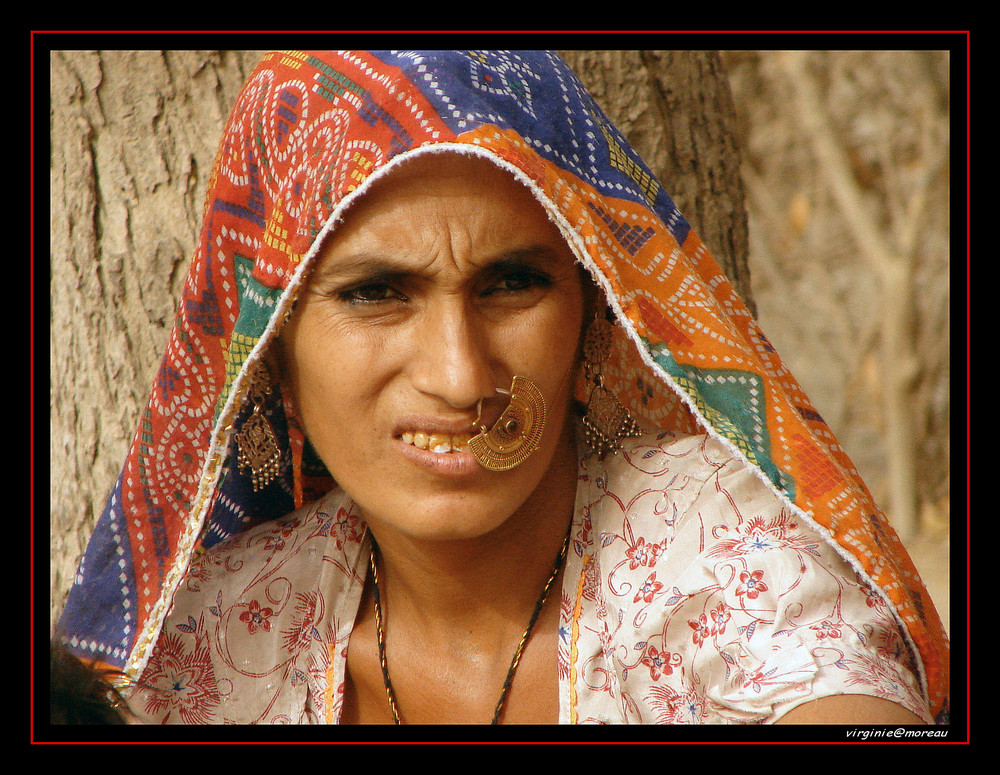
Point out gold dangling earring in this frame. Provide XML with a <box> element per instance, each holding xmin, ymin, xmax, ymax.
<box><xmin>469</xmin><ymin>376</ymin><xmax>547</xmax><ymax>471</ymax></box>
<box><xmin>235</xmin><ymin>360</ymin><xmax>282</xmax><ymax>490</ymax></box>
<box><xmin>581</xmin><ymin>312</ymin><xmax>642</xmax><ymax>457</ymax></box>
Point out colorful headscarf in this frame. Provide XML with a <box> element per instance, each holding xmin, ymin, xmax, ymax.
<box><xmin>57</xmin><ymin>50</ymin><xmax>949</xmax><ymax>721</ymax></box>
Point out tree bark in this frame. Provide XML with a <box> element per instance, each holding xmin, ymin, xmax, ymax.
<box><xmin>48</xmin><ymin>50</ymin><xmax>751</xmax><ymax>630</ymax></box>
<box><xmin>48</xmin><ymin>50</ymin><xmax>264</xmax><ymax>631</ymax></box>
<box><xmin>559</xmin><ymin>50</ymin><xmax>753</xmax><ymax>315</ymax></box>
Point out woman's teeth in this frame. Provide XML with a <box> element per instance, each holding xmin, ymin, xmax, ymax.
<box><xmin>402</xmin><ymin>431</ymin><xmax>473</xmax><ymax>453</ymax></box>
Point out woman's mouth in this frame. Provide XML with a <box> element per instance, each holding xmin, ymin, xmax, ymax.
<box><xmin>401</xmin><ymin>430</ymin><xmax>474</xmax><ymax>454</ymax></box>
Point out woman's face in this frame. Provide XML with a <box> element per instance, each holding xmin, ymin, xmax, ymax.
<box><xmin>279</xmin><ymin>154</ymin><xmax>586</xmax><ymax>543</ymax></box>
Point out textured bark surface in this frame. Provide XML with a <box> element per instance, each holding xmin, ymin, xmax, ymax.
<box><xmin>49</xmin><ymin>50</ymin><xmax>264</xmax><ymax>631</ymax></box>
<box><xmin>722</xmin><ymin>50</ymin><xmax>951</xmax><ymax>631</ymax></box>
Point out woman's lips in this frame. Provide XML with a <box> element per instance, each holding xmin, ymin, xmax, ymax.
<box><xmin>393</xmin><ymin>418</ymin><xmax>485</xmax><ymax>476</ymax></box>
<box><xmin>395</xmin><ymin>434</ymin><xmax>482</xmax><ymax>476</ymax></box>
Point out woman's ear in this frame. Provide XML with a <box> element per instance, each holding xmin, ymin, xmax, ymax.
<box><xmin>575</xmin><ymin>266</ymin><xmax>606</xmax><ymax>368</ymax></box>
<box><xmin>267</xmin><ymin>294</ymin><xmax>301</xmax><ymax>380</ymax></box>
<box><xmin>265</xmin><ymin>334</ymin><xmax>287</xmax><ymax>383</ymax></box>
<box><xmin>579</xmin><ymin>265</ymin><xmax>603</xmax><ymax>324</ymax></box>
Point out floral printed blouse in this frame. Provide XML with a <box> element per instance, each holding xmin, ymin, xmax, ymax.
<box><xmin>128</xmin><ymin>430</ymin><xmax>932</xmax><ymax>725</ymax></box>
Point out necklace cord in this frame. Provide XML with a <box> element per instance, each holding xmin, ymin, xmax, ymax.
<box><xmin>369</xmin><ymin>531</ymin><xmax>570</xmax><ymax>725</ymax></box>
<box><xmin>369</xmin><ymin>548</ymin><xmax>402</xmax><ymax>723</ymax></box>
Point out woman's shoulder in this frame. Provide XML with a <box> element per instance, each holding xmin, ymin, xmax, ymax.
<box><xmin>593</xmin><ymin>428</ymin><xmax>753</xmax><ymax>488</ymax></box>
<box><xmin>162</xmin><ymin>486</ymin><xmax>366</xmax><ymax>637</ymax></box>
<box><xmin>584</xmin><ymin>428</ymin><xmax>856</xmax><ymax>598</ymax></box>
<box><xmin>577</xmin><ymin>430</ymin><xmax>932</xmax><ymax>724</ymax></box>
<box><xmin>129</xmin><ymin>488</ymin><xmax>367</xmax><ymax>724</ymax></box>
<box><xmin>190</xmin><ymin>488</ymin><xmax>363</xmax><ymax>582</ymax></box>
<box><xmin>584</xmin><ymin>428</ymin><xmax>772</xmax><ymax>533</ymax></box>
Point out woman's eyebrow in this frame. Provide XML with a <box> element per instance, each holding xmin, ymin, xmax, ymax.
<box><xmin>482</xmin><ymin>246</ymin><xmax>565</xmax><ymax>270</ymax></box>
<box><xmin>308</xmin><ymin>254</ymin><xmax>409</xmax><ymax>284</ymax></box>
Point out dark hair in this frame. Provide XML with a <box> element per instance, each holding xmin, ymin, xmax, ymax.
<box><xmin>49</xmin><ymin>643</ymin><xmax>130</xmax><ymax>725</ymax></box>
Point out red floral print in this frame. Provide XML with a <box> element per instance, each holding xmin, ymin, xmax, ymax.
<box><xmin>626</xmin><ymin>537</ymin><xmax>662</xmax><ymax>570</ymax></box>
<box><xmin>633</xmin><ymin>571</ymin><xmax>664</xmax><ymax>604</ymax></box>
<box><xmin>140</xmin><ymin>630</ymin><xmax>220</xmax><ymax>724</ymax></box>
<box><xmin>281</xmin><ymin>592</ymin><xmax>322</xmax><ymax>654</ymax></box>
<box><xmin>811</xmin><ymin>620</ymin><xmax>843</xmax><ymax>639</ymax></box>
<box><xmin>709</xmin><ymin>604</ymin><xmax>730</xmax><ymax>635</ymax></box>
<box><xmin>263</xmin><ymin>523</ymin><xmax>295</xmax><ymax>552</ymax></box>
<box><xmin>239</xmin><ymin>600</ymin><xmax>275</xmax><ymax>634</ymax></box>
<box><xmin>132</xmin><ymin>433</ymin><xmax>932</xmax><ymax>725</ymax></box>
<box><xmin>640</xmin><ymin>645</ymin><xmax>682</xmax><ymax>681</ymax></box>
<box><xmin>688</xmin><ymin>613</ymin><xmax>712</xmax><ymax>646</ymax></box>
<box><xmin>333</xmin><ymin>506</ymin><xmax>363</xmax><ymax>549</ymax></box>
<box><xmin>736</xmin><ymin>569</ymin><xmax>768</xmax><ymax>600</ymax></box>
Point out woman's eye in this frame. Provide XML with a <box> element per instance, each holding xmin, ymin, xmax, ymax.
<box><xmin>484</xmin><ymin>269</ymin><xmax>552</xmax><ymax>295</ymax></box>
<box><xmin>339</xmin><ymin>282</ymin><xmax>407</xmax><ymax>305</ymax></box>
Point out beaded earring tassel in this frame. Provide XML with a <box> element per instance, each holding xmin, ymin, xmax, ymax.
<box><xmin>581</xmin><ymin>314</ymin><xmax>642</xmax><ymax>457</ymax></box>
<box><xmin>235</xmin><ymin>361</ymin><xmax>282</xmax><ymax>490</ymax></box>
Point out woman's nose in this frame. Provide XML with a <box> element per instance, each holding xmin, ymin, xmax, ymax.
<box><xmin>408</xmin><ymin>301</ymin><xmax>498</xmax><ymax>410</ymax></box>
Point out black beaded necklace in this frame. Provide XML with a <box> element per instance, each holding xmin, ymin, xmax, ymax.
<box><xmin>368</xmin><ymin>533</ymin><xmax>569</xmax><ymax>724</ymax></box>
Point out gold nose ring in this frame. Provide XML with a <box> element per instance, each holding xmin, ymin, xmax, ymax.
<box><xmin>469</xmin><ymin>376</ymin><xmax>547</xmax><ymax>471</ymax></box>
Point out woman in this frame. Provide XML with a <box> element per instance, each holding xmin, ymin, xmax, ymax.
<box><xmin>57</xmin><ymin>50</ymin><xmax>949</xmax><ymax>725</ymax></box>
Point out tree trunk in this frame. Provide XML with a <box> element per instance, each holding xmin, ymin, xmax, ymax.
<box><xmin>48</xmin><ymin>50</ymin><xmax>264</xmax><ymax>632</ymax></box>
<box><xmin>48</xmin><ymin>50</ymin><xmax>750</xmax><ymax>630</ymax></box>
<box><xmin>559</xmin><ymin>50</ymin><xmax>753</xmax><ymax>315</ymax></box>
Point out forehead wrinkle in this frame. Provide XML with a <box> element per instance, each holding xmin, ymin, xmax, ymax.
<box><xmin>310</xmin><ymin>244</ymin><xmax>569</xmax><ymax>285</ymax></box>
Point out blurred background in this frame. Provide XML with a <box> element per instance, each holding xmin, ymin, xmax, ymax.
<box><xmin>724</xmin><ymin>50</ymin><xmax>952</xmax><ymax>635</ymax></box>
<box><xmin>48</xmin><ymin>48</ymin><xmax>954</xmax><ymax>636</ymax></box>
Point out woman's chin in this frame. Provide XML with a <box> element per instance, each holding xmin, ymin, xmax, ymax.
<box><xmin>361</xmin><ymin>497</ymin><xmax>522</xmax><ymax>546</ymax></box>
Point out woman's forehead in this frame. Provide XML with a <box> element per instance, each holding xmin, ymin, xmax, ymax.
<box><xmin>343</xmin><ymin>151</ymin><xmax>544</xmax><ymax>216</ymax></box>
<box><xmin>312</xmin><ymin>152</ymin><xmax>575</xmax><ymax>275</ymax></box>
